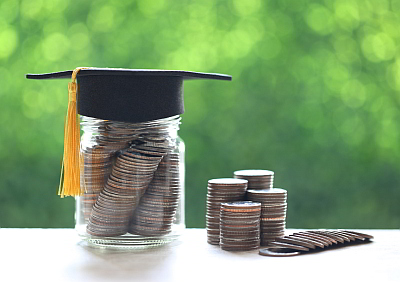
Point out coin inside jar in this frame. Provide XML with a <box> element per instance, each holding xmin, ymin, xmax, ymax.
<box><xmin>84</xmin><ymin>117</ymin><xmax>183</xmax><ymax>238</ymax></box>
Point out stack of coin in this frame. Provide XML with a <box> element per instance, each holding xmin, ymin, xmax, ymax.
<box><xmin>129</xmin><ymin>151</ymin><xmax>181</xmax><ymax>236</ymax></box>
<box><xmin>81</xmin><ymin>148</ymin><xmax>113</xmax><ymax>221</ymax></box>
<box><xmin>220</xmin><ymin>201</ymin><xmax>261</xmax><ymax>251</ymax></box>
<box><xmin>246</xmin><ymin>188</ymin><xmax>287</xmax><ymax>246</ymax></box>
<box><xmin>86</xmin><ymin>146</ymin><xmax>165</xmax><ymax>237</ymax></box>
<box><xmin>233</xmin><ymin>169</ymin><xmax>274</xmax><ymax>189</ymax></box>
<box><xmin>80</xmin><ymin>118</ymin><xmax>138</xmax><ymax>221</ymax></box>
<box><xmin>206</xmin><ymin>178</ymin><xmax>248</xmax><ymax>245</ymax></box>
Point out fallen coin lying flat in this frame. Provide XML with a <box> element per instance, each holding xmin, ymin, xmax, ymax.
<box><xmin>259</xmin><ymin>229</ymin><xmax>373</xmax><ymax>257</ymax></box>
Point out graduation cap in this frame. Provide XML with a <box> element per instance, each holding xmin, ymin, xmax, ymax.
<box><xmin>26</xmin><ymin>67</ymin><xmax>231</xmax><ymax>197</ymax></box>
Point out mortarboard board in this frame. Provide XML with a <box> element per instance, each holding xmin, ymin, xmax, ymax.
<box><xmin>26</xmin><ymin>68</ymin><xmax>232</xmax><ymax>123</ymax></box>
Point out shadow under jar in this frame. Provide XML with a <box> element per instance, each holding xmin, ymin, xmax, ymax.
<box><xmin>75</xmin><ymin>115</ymin><xmax>185</xmax><ymax>248</ymax></box>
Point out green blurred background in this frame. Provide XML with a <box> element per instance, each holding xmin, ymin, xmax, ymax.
<box><xmin>0</xmin><ymin>0</ymin><xmax>399</xmax><ymax>229</ymax></box>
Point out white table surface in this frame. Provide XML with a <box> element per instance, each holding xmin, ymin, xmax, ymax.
<box><xmin>0</xmin><ymin>228</ymin><xmax>398</xmax><ymax>282</ymax></box>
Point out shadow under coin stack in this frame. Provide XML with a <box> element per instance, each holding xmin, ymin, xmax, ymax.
<box><xmin>246</xmin><ymin>188</ymin><xmax>287</xmax><ymax>246</ymax></box>
<box><xmin>234</xmin><ymin>169</ymin><xmax>274</xmax><ymax>189</ymax></box>
<box><xmin>206</xmin><ymin>179</ymin><xmax>248</xmax><ymax>245</ymax></box>
<box><xmin>220</xmin><ymin>202</ymin><xmax>261</xmax><ymax>251</ymax></box>
<box><xmin>129</xmin><ymin>152</ymin><xmax>181</xmax><ymax>236</ymax></box>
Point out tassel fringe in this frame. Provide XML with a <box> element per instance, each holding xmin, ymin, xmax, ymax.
<box><xmin>58</xmin><ymin>68</ymin><xmax>88</xmax><ymax>197</ymax></box>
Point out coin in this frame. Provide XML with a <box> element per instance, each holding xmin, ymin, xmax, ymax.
<box><xmin>289</xmin><ymin>234</ymin><xmax>326</xmax><ymax>248</ymax></box>
<box><xmin>337</xmin><ymin>230</ymin><xmax>373</xmax><ymax>240</ymax></box>
<box><xmin>275</xmin><ymin>236</ymin><xmax>316</xmax><ymax>249</ymax></box>
<box><xmin>259</xmin><ymin>248</ymin><xmax>301</xmax><ymax>257</ymax></box>
<box><xmin>267</xmin><ymin>241</ymin><xmax>309</xmax><ymax>251</ymax></box>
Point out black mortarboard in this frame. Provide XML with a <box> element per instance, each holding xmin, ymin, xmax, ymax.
<box><xmin>26</xmin><ymin>67</ymin><xmax>231</xmax><ymax>197</ymax></box>
<box><xmin>26</xmin><ymin>68</ymin><xmax>232</xmax><ymax>123</ymax></box>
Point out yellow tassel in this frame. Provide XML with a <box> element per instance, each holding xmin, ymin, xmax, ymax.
<box><xmin>58</xmin><ymin>67</ymin><xmax>88</xmax><ymax>197</ymax></box>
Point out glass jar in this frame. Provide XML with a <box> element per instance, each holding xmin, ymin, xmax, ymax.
<box><xmin>75</xmin><ymin>115</ymin><xmax>185</xmax><ymax>249</ymax></box>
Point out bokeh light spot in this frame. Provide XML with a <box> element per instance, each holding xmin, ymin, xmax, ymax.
<box><xmin>138</xmin><ymin>0</ymin><xmax>165</xmax><ymax>16</ymax></box>
<box><xmin>392</xmin><ymin>0</ymin><xmax>400</xmax><ymax>13</ymax></box>
<box><xmin>334</xmin><ymin>1</ymin><xmax>360</xmax><ymax>31</ymax></box>
<box><xmin>256</xmin><ymin>33</ymin><xmax>281</xmax><ymax>60</ymax></box>
<box><xmin>0</xmin><ymin>25</ymin><xmax>18</xmax><ymax>59</ymax></box>
<box><xmin>340</xmin><ymin>79</ymin><xmax>366</xmax><ymax>109</ymax></box>
<box><xmin>222</xmin><ymin>28</ymin><xmax>254</xmax><ymax>58</ymax></box>
<box><xmin>365</xmin><ymin>0</ymin><xmax>389</xmax><ymax>15</ymax></box>
<box><xmin>233</xmin><ymin>0</ymin><xmax>262</xmax><ymax>16</ymax></box>
<box><xmin>21</xmin><ymin>0</ymin><xmax>43</xmax><ymax>19</ymax></box>
<box><xmin>362</xmin><ymin>33</ymin><xmax>396</xmax><ymax>62</ymax></box>
<box><xmin>0</xmin><ymin>0</ymin><xmax>19</xmax><ymax>23</ymax></box>
<box><xmin>68</xmin><ymin>23</ymin><xmax>90</xmax><ymax>53</ymax></box>
<box><xmin>42</xmin><ymin>18</ymin><xmax>69</xmax><ymax>36</ymax></box>
<box><xmin>0</xmin><ymin>67</ymin><xmax>10</xmax><ymax>95</ymax></box>
<box><xmin>22</xmin><ymin>89</ymin><xmax>43</xmax><ymax>119</ymax></box>
<box><xmin>272</xmin><ymin>12</ymin><xmax>294</xmax><ymax>37</ymax></box>
<box><xmin>386</xmin><ymin>60</ymin><xmax>400</xmax><ymax>91</ymax></box>
<box><xmin>43</xmin><ymin>0</ymin><xmax>69</xmax><ymax>13</ymax></box>
<box><xmin>87</xmin><ymin>5</ymin><xmax>116</xmax><ymax>32</ymax></box>
<box><xmin>41</xmin><ymin>32</ymin><xmax>70</xmax><ymax>61</ymax></box>
<box><xmin>238</xmin><ymin>18</ymin><xmax>265</xmax><ymax>42</ymax></box>
<box><xmin>333</xmin><ymin>35</ymin><xmax>359</xmax><ymax>64</ymax></box>
<box><xmin>324</xmin><ymin>59</ymin><xmax>349</xmax><ymax>92</ymax></box>
<box><xmin>306</xmin><ymin>5</ymin><xmax>334</xmax><ymax>35</ymax></box>
<box><xmin>70</xmin><ymin>33</ymin><xmax>90</xmax><ymax>51</ymax></box>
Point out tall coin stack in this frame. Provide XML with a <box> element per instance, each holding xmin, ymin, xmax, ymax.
<box><xmin>246</xmin><ymin>188</ymin><xmax>287</xmax><ymax>246</ymax></box>
<box><xmin>206</xmin><ymin>179</ymin><xmax>248</xmax><ymax>245</ymax></box>
<box><xmin>81</xmin><ymin>147</ymin><xmax>113</xmax><ymax>221</ymax></box>
<box><xmin>86</xmin><ymin>146</ymin><xmax>165</xmax><ymax>237</ymax></box>
<box><xmin>81</xmin><ymin>119</ymin><xmax>134</xmax><ymax>221</ymax></box>
<box><xmin>220</xmin><ymin>202</ymin><xmax>261</xmax><ymax>251</ymax></box>
<box><xmin>129</xmin><ymin>152</ymin><xmax>181</xmax><ymax>236</ymax></box>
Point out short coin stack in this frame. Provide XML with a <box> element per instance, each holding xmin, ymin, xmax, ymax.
<box><xmin>220</xmin><ymin>201</ymin><xmax>261</xmax><ymax>251</ymax></box>
<box><xmin>206</xmin><ymin>178</ymin><xmax>248</xmax><ymax>245</ymax></box>
<box><xmin>234</xmin><ymin>169</ymin><xmax>274</xmax><ymax>189</ymax></box>
<box><xmin>129</xmin><ymin>152</ymin><xmax>181</xmax><ymax>236</ymax></box>
<box><xmin>246</xmin><ymin>188</ymin><xmax>287</xmax><ymax>246</ymax></box>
